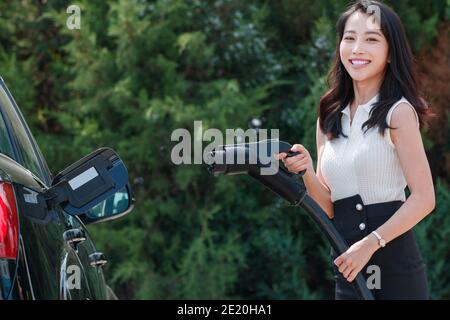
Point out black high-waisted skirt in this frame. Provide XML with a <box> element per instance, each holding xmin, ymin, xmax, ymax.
<box><xmin>330</xmin><ymin>194</ymin><xmax>429</xmax><ymax>300</ymax></box>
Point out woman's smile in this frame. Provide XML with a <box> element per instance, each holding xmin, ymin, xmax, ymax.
<box><xmin>349</xmin><ymin>59</ymin><xmax>372</xmax><ymax>69</ymax></box>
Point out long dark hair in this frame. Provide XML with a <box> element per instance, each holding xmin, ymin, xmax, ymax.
<box><xmin>319</xmin><ymin>0</ymin><xmax>433</xmax><ymax>140</ymax></box>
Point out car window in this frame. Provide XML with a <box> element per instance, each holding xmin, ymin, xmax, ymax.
<box><xmin>0</xmin><ymin>111</ymin><xmax>15</xmax><ymax>159</ymax></box>
<box><xmin>0</xmin><ymin>84</ymin><xmax>47</xmax><ymax>181</ymax></box>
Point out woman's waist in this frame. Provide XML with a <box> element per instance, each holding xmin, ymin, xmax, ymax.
<box><xmin>330</xmin><ymin>188</ymin><xmax>406</xmax><ymax>206</ymax></box>
<box><xmin>331</xmin><ymin>194</ymin><xmax>404</xmax><ymax>240</ymax></box>
<box><xmin>333</xmin><ymin>194</ymin><xmax>404</xmax><ymax>217</ymax></box>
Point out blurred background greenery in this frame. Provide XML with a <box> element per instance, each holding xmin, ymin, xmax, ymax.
<box><xmin>0</xmin><ymin>0</ymin><xmax>448</xmax><ymax>299</ymax></box>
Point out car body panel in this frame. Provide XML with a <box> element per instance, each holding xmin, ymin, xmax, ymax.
<box><xmin>0</xmin><ymin>77</ymin><xmax>113</xmax><ymax>300</ymax></box>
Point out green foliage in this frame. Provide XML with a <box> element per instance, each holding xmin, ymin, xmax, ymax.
<box><xmin>415</xmin><ymin>179</ymin><xmax>450</xmax><ymax>299</ymax></box>
<box><xmin>448</xmin><ymin>0</ymin><xmax>450</xmax><ymax>19</ymax></box>
<box><xmin>0</xmin><ymin>0</ymin><xmax>448</xmax><ymax>300</ymax></box>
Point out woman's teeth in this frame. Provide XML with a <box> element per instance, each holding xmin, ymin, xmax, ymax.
<box><xmin>351</xmin><ymin>60</ymin><xmax>371</xmax><ymax>65</ymax></box>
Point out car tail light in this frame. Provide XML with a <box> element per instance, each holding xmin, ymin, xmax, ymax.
<box><xmin>0</xmin><ymin>182</ymin><xmax>19</xmax><ymax>259</ymax></box>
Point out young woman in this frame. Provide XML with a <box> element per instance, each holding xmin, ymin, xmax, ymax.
<box><xmin>277</xmin><ymin>1</ymin><xmax>435</xmax><ymax>299</ymax></box>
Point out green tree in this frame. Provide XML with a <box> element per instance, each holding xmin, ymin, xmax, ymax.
<box><xmin>0</xmin><ymin>0</ymin><xmax>447</xmax><ymax>299</ymax></box>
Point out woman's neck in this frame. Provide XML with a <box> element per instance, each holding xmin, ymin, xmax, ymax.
<box><xmin>352</xmin><ymin>75</ymin><xmax>383</xmax><ymax>107</ymax></box>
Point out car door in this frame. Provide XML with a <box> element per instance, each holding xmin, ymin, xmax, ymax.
<box><xmin>65</xmin><ymin>215</ymin><xmax>108</xmax><ymax>299</ymax></box>
<box><xmin>0</xmin><ymin>78</ymin><xmax>101</xmax><ymax>299</ymax></box>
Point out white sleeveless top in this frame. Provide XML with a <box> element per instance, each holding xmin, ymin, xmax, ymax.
<box><xmin>320</xmin><ymin>94</ymin><xmax>420</xmax><ymax>204</ymax></box>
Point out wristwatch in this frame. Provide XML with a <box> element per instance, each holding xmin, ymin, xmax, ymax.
<box><xmin>371</xmin><ymin>231</ymin><xmax>386</xmax><ymax>247</ymax></box>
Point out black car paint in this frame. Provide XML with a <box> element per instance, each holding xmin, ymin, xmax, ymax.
<box><xmin>0</xmin><ymin>78</ymin><xmax>110</xmax><ymax>300</ymax></box>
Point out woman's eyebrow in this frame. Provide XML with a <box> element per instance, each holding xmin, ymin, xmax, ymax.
<box><xmin>344</xmin><ymin>30</ymin><xmax>383</xmax><ymax>36</ymax></box>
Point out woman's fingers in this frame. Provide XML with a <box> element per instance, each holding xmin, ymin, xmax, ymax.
<box><xmin>343</xmin><ymin>265</ymin><xmax>353</xmax><ymax>279</ymax></box>
<box><xmin>276</xmin><ymin>144</ymin><xmax>311</xmax><ymax>174</ymax></box>
<box><xmin>291</xmin><ymin>144</ymin><xmax>309</xmax><ymax>155</ymax></box>
<box><xmin>347</xmin><ymin>268</ymin><xmax>359</xmax><ymax>282</ymax></box>
<box><xmin>283</xmin><ymin>153</ymin><xmax>306</xmax><ymax>166</ymax></box>
<box><xmin>338</xmin><ymin>258</ymin><xmax>351</xmax><ymax>273</ymax></box>
<box><xmin>335</xmin><ymin>253</ymin><xmax>358</xmax><ymax>281</ymax></box>
<box><xmin>274</xmin><ymin>152</ymin><xmax>287</xmax><ymax>160</ymax></box>
<box><xmin>291</xmin><ymin>164</ymin><xmax>308</xmax><ymax>174</ymax></box>
<box><xmin>335</xmin><ymin>254</ymin><xmax>347</xmax><ymax>271</ymax></box>
<box><xmin>286</xmin><ymin>158</ymin><xmax>307</xmax><ymax>169</ymax></box>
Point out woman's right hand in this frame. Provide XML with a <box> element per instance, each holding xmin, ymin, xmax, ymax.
<box><xmin>275</xmin><ymin>144</ymin><xmax>314</xmax><ymax>175</ymax></box>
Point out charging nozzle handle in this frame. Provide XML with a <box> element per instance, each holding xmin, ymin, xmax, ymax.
<box><xmin>249</xmin><ymin>169</ymin><xmax>307</xmax><ymax>205</ymax></box>
<box><xmin>299</xmin><ymin>195</ymin><xmax>374</xmax><ymax>300</ymax></box>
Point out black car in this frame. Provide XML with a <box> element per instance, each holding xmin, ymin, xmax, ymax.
<box><xmin>0</xmin><ymin>77</ymin><xmax>133</xmax><ymax>300</ymax></box>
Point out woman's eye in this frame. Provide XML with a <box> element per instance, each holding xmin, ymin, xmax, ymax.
<box><xmin>344</xmin><ymin>37</ymin><xmax>354</xmax><ymax>40</ymax></box>
<box><xmin>367</xmin><ymin>38</ymin><xmax>378</xmax><ymax>42</ymax></box>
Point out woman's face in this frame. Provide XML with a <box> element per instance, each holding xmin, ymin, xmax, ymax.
<box><xmin>340</xmin><ymin>11</ymin><xmax>390</xmax><ymax>83</ymax></box>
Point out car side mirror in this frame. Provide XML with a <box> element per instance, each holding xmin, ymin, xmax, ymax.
<box><xmin>79</xmin><ymin>183</ymin><xmax>135</xmax><ymax>225</ymax></box>
<box><xmin>46</xmin><ymin>148</ymin><xmax>129</xmax><ymax>216</ymax></box>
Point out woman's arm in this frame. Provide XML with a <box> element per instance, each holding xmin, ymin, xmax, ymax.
<box><xmin>374</xmin><ymin>103</ymin><xmax>435</xmax><ymax>244</ymax></box>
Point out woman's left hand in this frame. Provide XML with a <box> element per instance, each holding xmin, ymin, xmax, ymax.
<box><xmin>334</xmin><ymin>235</ymin><xmax>380</xmax><ymax>282</ymax></box>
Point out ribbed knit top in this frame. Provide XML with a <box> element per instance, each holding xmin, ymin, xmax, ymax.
<box><xmin>320</xmin><ymin>94</ymin><xmax>420</xmax><ymax>204</ymax></box>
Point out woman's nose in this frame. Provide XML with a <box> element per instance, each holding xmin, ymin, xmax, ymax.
<box><xmin>352</xmin><ymin>40</ymin><xmax>365</xmax><ymax>54</ymax></box>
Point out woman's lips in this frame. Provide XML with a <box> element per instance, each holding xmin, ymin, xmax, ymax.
<box><xmin>349</xmin><ymin>59</ymin><xmax>371</xmax><ymax>69</ymax></box>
